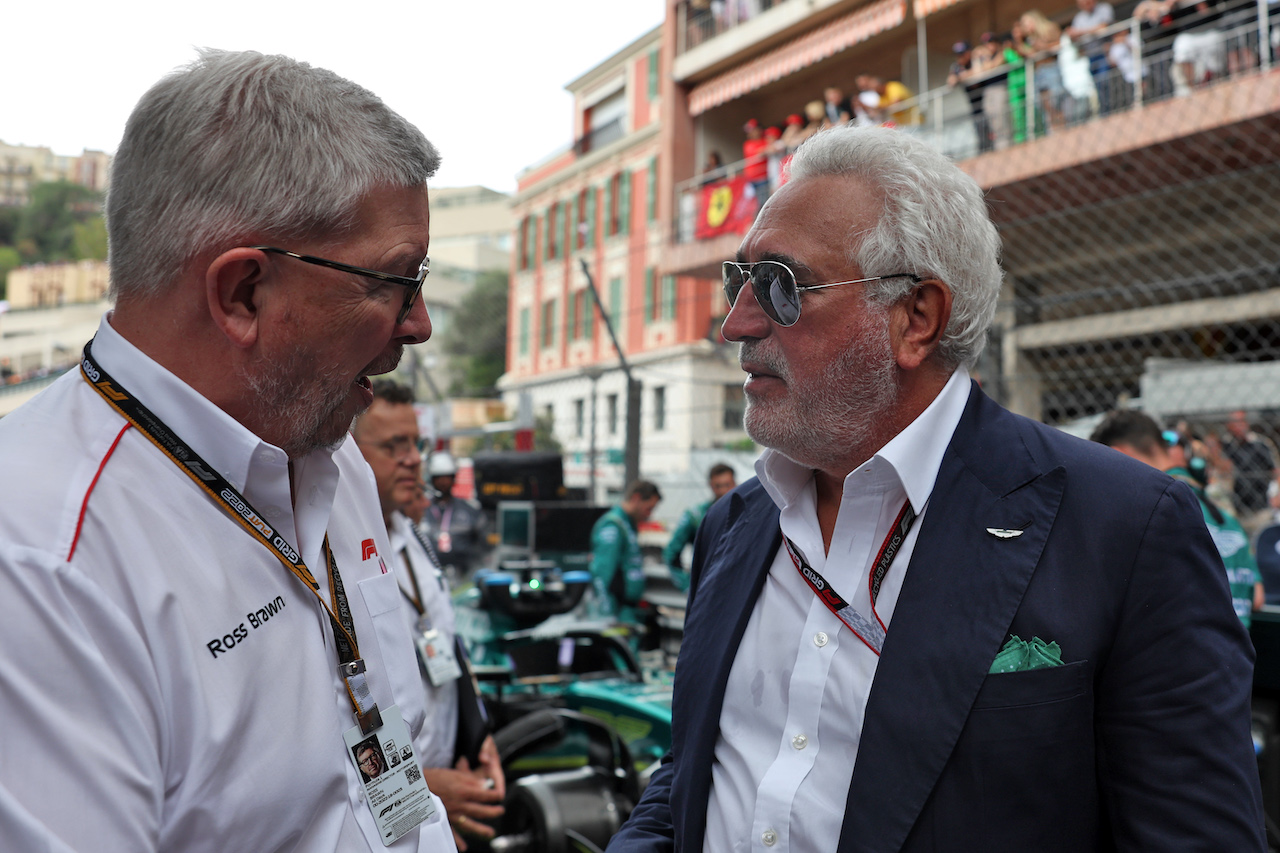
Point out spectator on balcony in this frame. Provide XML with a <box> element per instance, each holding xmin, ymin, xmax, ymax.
<box><xmin>1003</xmin><ymin>25</ymin><xmax>1031</xmax><ymax>143</ymax></box>
<box><xmin>1066</xmin><ymin>0</ymin><xmax>1116</xmax><ymax>113</ymax></box>
<box><xmin>1017</xmin><ymin>10</ymin><xmax>1067</xmax><ymax>131</ymax></box>
<box><xmin>742</xmin><ymin>119</ymin><xmax>772</xmax><ymax>205</ymax></box>
<box><xmin>855</xmin><ymin>74</ymin><xmax>920</xmax><ymax>125</ymax></box>
<box><xmin>1170</xmin><ymin>0</ymin><xmax>1228</xmax><ymax>95</ymax></box>
<box><xmin>948</xmin><ymin>41</ymin><xmax>984</xmax><ymax>140</ymax></box>
<box><xmin>779</xmin><ymin>113</ymin><xmax>809</xmax><ymax>154</ymax></box>
<box><xmin>1107</xmin><ymin>29</ymin><xmax>1143</xmax><ymax>107</ymax></box>
<box><xmin>700</xmin><ymin>150</ymin><xmax>725</xmax><ymax>187</ymax></box>
<box><xmin>763</xmin><ymin>125</ymin><xmax>785</xmax><ymax>194</ymax></box>
<box><xmin>967</xmin><ymin>32</ymin><xmax>1012</xmax><ymax>150</ymax></box>
<box><xmin>822</xmin><ymin>86</ymin><xmax>852</xmax><ymax>127</ymax></box>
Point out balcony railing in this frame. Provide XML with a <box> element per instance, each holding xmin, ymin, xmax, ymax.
<box><xmin>679</xmin><ymin>0</ymin><xmax>789</xmax><ymax>54</ymax></box>
<box><xmin>573</xmin><ymin>118</ymin><xmax>626</xmax><ymax>156</ymax></box>
<box><xmin>674</xmin><ymin>3</ymin><xmax>1277</xmax><ymax>243</ymax></box>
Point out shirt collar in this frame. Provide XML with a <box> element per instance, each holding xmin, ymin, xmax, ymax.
<box><xmin>90</xmin><ymin>313</ymin><xmax>344</xmax><ymax>544</ymax></box>
<box><xmin>757</xmin><ymin>369</ymin><xmax>972</xmax><ymax>513</ymax></box>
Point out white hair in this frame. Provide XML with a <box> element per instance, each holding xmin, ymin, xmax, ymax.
<box><xmin>106</xmin><ymin>49</ymin><xmax>441</xmax><ymax>301</ymax></box>
<box><xmin>786</xmin><ymin>126</ymin><xmax>1003</xmax><ymax>369</ymax></box>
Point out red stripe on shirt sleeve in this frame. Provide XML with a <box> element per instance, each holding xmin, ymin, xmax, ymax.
<box><xmin>68</xmin><ymin>423</ymin><xmax>132</xmax><ymax>562</ymax></box>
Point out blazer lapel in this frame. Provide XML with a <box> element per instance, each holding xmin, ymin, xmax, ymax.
<box><xmin>677</xmin><ymin>485</ymin><xmax>782</xmax><ymax>853</ymax></box>
<box><xmin>837</xmin><ymin>387</ymin><xmax>1067</xmax><ymax>853</ymax></box>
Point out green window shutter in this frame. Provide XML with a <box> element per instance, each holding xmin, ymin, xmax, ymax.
<box><xmin>647</xmin><ymin>157</ymin><xmax>657</xmax><ymax>222</ymax></box>
<box><xmin>586</xmin><ymin>188</ymin><xmax>597</xmax><ymax>247</ymax></box>
<box><xmin>643</xmin><ymin>268</ymin><xmax>654</xmax><ymax>325</ymax></box>
<box><xmin>603</xmin><ymin>180</ymin><xmax>613</xmax><ymax>237</ymax></box>
<box><xmin>663</xmin><ymin>275</ymin><xmax>676</xmax><ymax>320</ymax></box>
<box><xmin>585</xmin><ymin>290</ymin><xmax>594</xmax><ymax>340</ymax></box>
<box><xmin>609</xmin><ymin>277</ymin><xmax>622</xmax><ymax>330</ymax></box>
<box><xmin>619</xmin><ymin>171</ymin><xmax>632</xmax><ymax>235</ymax></box>
<box><xmin>519</xmin><ymin>307</ymin><xmax>530</xmax><ymax>354</ymax></box>
<box><xmin>554</xmin><ymin>203</ymin><xmax>563</xmax><ymax>258</ymax></box>
<box><xmin>568</xmin><ymin>197</ymin><xmax>578</xmax><ymax>251</ymax></box>
<box><xmin>648</xmin><ymin>48</ymin><xmax>659</xmax><ymax>100</ymax></box>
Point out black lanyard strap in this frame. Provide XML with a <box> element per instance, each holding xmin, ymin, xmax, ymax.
<box><xmin>80</xmin><ymin>340</ymin><xmax>381</xmax><ymax>731</ymax></box>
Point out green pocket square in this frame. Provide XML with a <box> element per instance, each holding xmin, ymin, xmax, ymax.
<box><xmin>989</xmin><ymin>635</ymin><xmax>1063</xmax><ymax>674</ymax></box>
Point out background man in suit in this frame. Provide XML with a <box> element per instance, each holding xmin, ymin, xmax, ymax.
<box><xmin>607</xmin><ymin>126</ymin><xmax>1263</xmax><ymax>852</ymax></box>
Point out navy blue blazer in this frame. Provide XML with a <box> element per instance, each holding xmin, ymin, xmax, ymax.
<box><xmin>609</xmin><ymin>383</ymin><xmax>1265</xmax><ymax>852</ymax></box>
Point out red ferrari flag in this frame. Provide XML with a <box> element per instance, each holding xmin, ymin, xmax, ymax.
<box><xmin>696</xmin><ymin>175</ymin><xmax>758</xmax><ymax>239</ymax></box>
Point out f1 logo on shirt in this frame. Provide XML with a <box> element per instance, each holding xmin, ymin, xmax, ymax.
<box><xmin>361</xmin><ymin>538</ymin><xmax>389</xmax><ymax>574</ymax></box>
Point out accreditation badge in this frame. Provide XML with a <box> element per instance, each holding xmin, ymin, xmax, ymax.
<box><xmin>415</xmin><ymin>626</ymin><xmax>463</xmax><ymax>686</ymax></box>
<box><xmin>344</xmin><ymin>704</ymin><xmax>436</xmax><ymax>846</ymax></box>
<box><xmin>437</xmin><ymin>531</ymin><xmax>453</xmax><ymax>553</ymax></box>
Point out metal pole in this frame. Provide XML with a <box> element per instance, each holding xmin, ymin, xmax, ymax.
<box><xmin>917</xmin><ymin>18</ymin><xmax>929</xmax><ymax>108</ymax></box>
<box><xmin>1259</xmin><ymin>0</ymin><xmax>1272</xmax><ymax>72</ymax></box>
<box><xmin>579</xmin><ymin>258</ymin><xmax>641</xmax><ymax>488</ymax></box>
<box><xmin>587</xmin><ymin>370</ymin><xmax>600</xmax><ymax>502</ymax></box>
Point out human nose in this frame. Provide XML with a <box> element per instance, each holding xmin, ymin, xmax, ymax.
<box><xmin>721</xmin><ymin>274</ymin><xmax>772</xmax><ymax>343</ymax></box>
<box><xmin>396</xmin><ymin>294</ymin><xmax>432</xmax><ymax>344</ymax></box>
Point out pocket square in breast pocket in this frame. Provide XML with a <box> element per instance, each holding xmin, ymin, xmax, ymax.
<box><xmin>989</xmin><ymin>634</ymin><xmax>1063</xmax><ymax>674</ymax></box>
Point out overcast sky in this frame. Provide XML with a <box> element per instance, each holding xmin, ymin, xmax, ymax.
<box><xmin>2</xmin><ymin>0</ymin><xmax>666</xmax><ymax>194</ymax></box>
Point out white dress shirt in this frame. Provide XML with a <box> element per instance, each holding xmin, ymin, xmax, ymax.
<box><xmin>0</xmin><ymin>314</ymin><xmax>454</xmax><ymax>852</ymax></box>
<box><xmin>704</xmin><ymin>370</ymin><xmax>971</xmax><ymax>853</ymax></box>
<box><xmin>389</xmin><ymin>510</ymin><xmax>460</xmax><ymax>770</ymax></box>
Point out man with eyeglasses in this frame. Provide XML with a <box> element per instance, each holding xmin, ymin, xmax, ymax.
<box><xmin>608</xmin><ymin>127</ymin><xmax>1263</xmax><ymax>853</ymax></box>
<box><xmin>0</xmin><ymin>51</ymin><xmax>456</xmax><ymax>852</ymax></box>
<box><xmin>353</xmin><ymin>380</ymin><xmax>505</xmax><ymax>852</ymax></box>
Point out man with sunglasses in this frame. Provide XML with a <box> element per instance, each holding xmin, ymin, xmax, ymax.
<box><xmin>0</xmin><ymin>51</ymin><xmax>457</xmax><ymax>852</ymax></box>
<box><xmin>609</xmin><ymin>127</ymin><xmax>1263</xmax><ymax>852</ymax></box>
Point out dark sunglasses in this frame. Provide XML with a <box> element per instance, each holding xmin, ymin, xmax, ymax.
<box><xmin>723</xmin><ymin>260</ymin><xmax>920</xmax><ymax>327</ymax></box>
<box><xmin>253</xmin><ymin>246</ymin><xmax>429</xmax><ymax>325</ymax></box>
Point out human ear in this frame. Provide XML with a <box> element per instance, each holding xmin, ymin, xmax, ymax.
<box><xmin>206</xmin><ymin>248</ymin><xmax>269</xmax><ymax>349</ymax></box>
<box><xmin>891</xmin><ymin>279</ymin><xmax>952</xmax><ymax>371</ymax></box>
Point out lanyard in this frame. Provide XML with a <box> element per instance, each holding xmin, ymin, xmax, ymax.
<box><xmin>79</xmin><ymin>340</ymin><xmax>383</xmax><ymax>732</ymax></box>
<box><xmin>399</xmin><ymin>522</ymin><xmax>447</xmax><ymax>618</ymax></box>
<box><xmin>783</xmin><ymin>500</ymin><xmax>916</xmax><ymax>656</ymax></box>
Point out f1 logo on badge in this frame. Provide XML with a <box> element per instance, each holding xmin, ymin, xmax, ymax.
<box><xmin>362</xmin><ymin>539</ymin><xmax>378</xmax><ymax>560</ymax></box>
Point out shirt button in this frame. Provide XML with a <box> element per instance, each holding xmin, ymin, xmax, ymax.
<box><xmin>792</xmin><ymin>733</ymin><xmax>808</xmax><ymax>750</ymax></box>
<box><xmin>762</xmin><ymin>829</ymin><xmax>778</xmax><ymax>846</ymax></box>
<box><xmin>814</xmin><ymin>632</ymin><xmax>829</xmax><ymax>647</ymax></box>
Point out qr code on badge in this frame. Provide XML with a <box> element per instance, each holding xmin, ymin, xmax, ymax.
<box><xmin>404</xmin><ymin>762</ymin><xmax>421</xmax><ymax>785</ymax></box>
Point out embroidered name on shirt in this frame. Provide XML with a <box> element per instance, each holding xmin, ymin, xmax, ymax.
<box><xmin>206</xmin><ymin>596</ymin><xmax>288</xmax><ymax>658</ymax></box>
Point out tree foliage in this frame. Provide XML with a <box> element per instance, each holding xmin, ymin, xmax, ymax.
<box><xmin>14</xmin><ymin>182</ymin><xmax>104</xmax><ymax>263</ymax></box>
<box><xmin>441</xmin><ymin>269</ymin><xmax>509</xmax><ymax>398</ymax></box>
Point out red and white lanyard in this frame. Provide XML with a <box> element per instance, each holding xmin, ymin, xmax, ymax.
<box><xmin>782</xmin><ymin>500</ymin><xmax>917</xmax><ymax>656</ymax></box>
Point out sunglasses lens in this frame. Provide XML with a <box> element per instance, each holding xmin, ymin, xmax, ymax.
<box><xmin>723</xmin><ymin>262</ymin><xmax>746</xmax><ymax>307</ymax></box>
<box><xmin>754</xmin><ymin>262</ymin><xmax>800</xmax><ymax>326</ymax></box>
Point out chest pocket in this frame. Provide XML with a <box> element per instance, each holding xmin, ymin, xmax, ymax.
<box><xmin>356</xmin><ymin>572</ymin><xmax>426</xmax><ymax>739</ymax></box>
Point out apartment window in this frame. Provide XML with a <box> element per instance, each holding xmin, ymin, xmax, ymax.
<box><xmin>574</xmin><ymin>398</ymin><xmax>585</xmax><ymax>438</ymax></box>
<box><xmin>541</xmin><ymin>298</ymin><xmax>557</xmax><ymax>348</ymax></box>
<box><xmin>654</xmin><ymin>386</ymin><xmax>666</xmax><ymax>431</ymax></box>
<box><xmin>607</xmin><ymin>393</ymin><xmax>619</xmax><ymax>435</ymax></box>
<box><xmin>548</xmin><ymin>202</ymin><xmax>561</xmax><ymax>260</ymax></box>
<box><xmin>575</xmin><ymin>190</ymin><xmax>588</xmax><ymax>250</ymax></box>
<box><xmin>518</xmin><ymin>307</ymin><xmax>531</xmax><ymax>355</ymax></box>
<box><xmin>723</xmin><ymin>384</ymin><xmax>745</xmax><ymax>429</ymax></box>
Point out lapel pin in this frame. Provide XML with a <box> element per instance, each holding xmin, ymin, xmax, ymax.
<box><xmin>986</xmin><ymin>526</ymin><xmax>1026</xmax><ymax>539</ymax></box>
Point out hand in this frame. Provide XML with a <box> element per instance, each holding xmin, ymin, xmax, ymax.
<box><xmin>473</xmin><ymin>735</ymin><xmax>507</xmax><ymax>801</ymax></box>
<box><xmin>421</xmin><ymin>760</ymin><xmax>505</xmax><ymax>853</ymax></box>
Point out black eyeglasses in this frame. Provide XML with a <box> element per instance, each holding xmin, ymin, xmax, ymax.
<box><xmin>723</xmin><ymin>260</ymin><xmax>920</xmax><ymax>327</ymax></box>
<box><xmin>253</xmin><ymin>246</ymin><xmax>429</xmax><ymax>324</ymax></box>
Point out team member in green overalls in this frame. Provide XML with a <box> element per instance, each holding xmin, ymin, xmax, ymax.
<box><xmin>1092</xmin><ymin>411</ymin><xmax>1264</xmax><ymax>626</ymax></box>
<box><xmin>589</xmin><ymin>479</ymin><xmax>662</xmax><ymax>624</ymax></box>
<box><xmin>663</xmin><ymin>463</ymin><xmax>737</xmax><ymax>592</ymax></box>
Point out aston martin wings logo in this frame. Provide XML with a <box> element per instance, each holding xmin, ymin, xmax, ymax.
<box><xmin>986</xmin><ymin>526</ymin><xmax>1027</xmax><ymax>539</ymax></box>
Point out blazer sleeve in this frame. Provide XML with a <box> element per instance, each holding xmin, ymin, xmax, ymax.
<box><xmin>1096</xmin><ymin>479</ymin><xmax>1266</xmax><ymax>850</ymax></box>
<box><xmin>605</xmin><ymin>751</ymin><xmax>676</xmax><ymax>853</ymax></box>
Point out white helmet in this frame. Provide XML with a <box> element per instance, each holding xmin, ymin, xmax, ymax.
<box><xmin>428</xmin><ymin>453</ymin><xmax>457</xmax><ymax>477</ymax></box>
